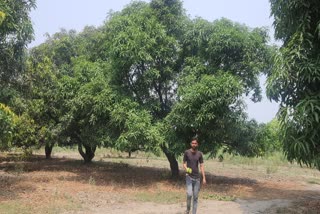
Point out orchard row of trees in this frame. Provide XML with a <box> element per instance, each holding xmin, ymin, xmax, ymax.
<box><xmin>1</xmin><ymin>0</ymin><xmax>319</xmax><ymax>176</ymax></box>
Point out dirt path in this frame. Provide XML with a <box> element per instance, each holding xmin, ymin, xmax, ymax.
<box><xmin>64</xmin><ymin>186</ymin><xmax>320</xmax><ymax>214</ymax></box>
<box><xmin>66</xmin><ymin>199</ymin><xmax>293</xmax><ymax>214</ymax></box>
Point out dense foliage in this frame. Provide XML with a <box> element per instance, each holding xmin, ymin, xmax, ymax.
<box><xmin>0</xmin><ymin>0</ymin><xmax>35</xmax><ymax>96</ymax></box>
<box><xmin>100</xmin><ymin>1</ymin><xmax>272</xmax><ymax>176</ymax></box>
<box><xmin>0</xmin><ymin>0</ymin><xmax>36</xmax><ymax>151</ymax></box>
<box><xmin>1</xmin><ymin>0</ymin><xmax>274</xmax><ymax>176</ymax></box>
<box><xmin>267</xmin><ymin>0</ymin><xmax>320</xmax><ymax>169</ymax></box>
<box><xmin>0</xmin><ymin>103</ymin><xmax>16</xmax><ymax>150</ymax></box>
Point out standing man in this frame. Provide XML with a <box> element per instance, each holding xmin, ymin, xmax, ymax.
<box><xmin>183</xmin><ymin>137</ymin><xmax>206</xmax><ymax>214</ymax></box>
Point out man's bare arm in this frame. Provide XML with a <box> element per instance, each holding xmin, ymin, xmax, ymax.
<box><xmin>183</xmin><ymin>162</ymin><xmax>187</xmax><ymax>171</ymax></box>
<box><xmin>200</xmin><ymin>163</ymin><xmax>206</xmax><ymax>184</ymax></box>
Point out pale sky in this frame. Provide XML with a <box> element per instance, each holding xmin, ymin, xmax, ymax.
<box><xmin>29</xmin><ymin>0</ymin><xmax>279</xmax><ymax>123</ymax></box>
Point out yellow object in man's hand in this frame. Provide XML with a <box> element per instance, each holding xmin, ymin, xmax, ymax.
<box><xmin>186</xmin><ymin>167</ymin><xmax>192</xmax><ymax>174</ymax></box>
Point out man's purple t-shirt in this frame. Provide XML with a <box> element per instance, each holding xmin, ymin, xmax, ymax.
<box><xmin>183</xmin><ymin>149</ymin><xmax>204</xmax><ymax>179</ymax></box>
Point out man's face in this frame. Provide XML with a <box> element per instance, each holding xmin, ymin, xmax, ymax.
<box><xmin>191</xmin><ymin>140</ymin><xmax>198</xmax><ymax>150</ymax></box>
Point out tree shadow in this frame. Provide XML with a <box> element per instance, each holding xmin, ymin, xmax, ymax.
<box><xmin>0</xmin><ymin>154</ymin><xmax>41</xmax><ymax>201</ymax></box>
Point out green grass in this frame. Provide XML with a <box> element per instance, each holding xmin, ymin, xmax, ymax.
<box><xmin>0</xmin><ymin>202</ymin><xmax>33</xmax><ymax>214</ymax></box>
<box><xmin>266</xmin><ymin>164</ymin><xmax>279</xmax><ymax>174</ymax></box>
<box><xmin>134</xmin><ymin>191</ymin><xmax>184</xmax><ymax>204</ymax></box>
<box><xmin>307</xmin><ymin>178</ymin><xmax>320</xmax><ymax>185</ymax></box>
<box><xmin>219</xmin><ymin>151</ymin><xmax>289</xmax><ymax>167</ymax></box>
<box><xmin>0</xmin><ymin>199</ymin><xmax>82</xmax><ymax>214</ymax></box>
<box><xmin>88</xmin><ymin>175</ymin><xmax>96</xmax><ymax>185</ymax></box>
<box><xmin>202</xmin><ymin>192</ymin><xmax>236</xmax><ymax>201</ymax></box>
<box><xmin>50</xmin><ymin>145</ymin><xmax>78</xmax><ymax>155</ymax></box>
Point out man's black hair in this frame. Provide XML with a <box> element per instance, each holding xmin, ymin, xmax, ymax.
<box><xmin>191</xmin><ymin>136</ymin><xmax>198</xmax><ymax>143</ymax></box>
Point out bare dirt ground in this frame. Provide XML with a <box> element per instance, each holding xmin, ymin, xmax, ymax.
<box><xmin>1</xmin><ymin>151</ymin><xmax>320</xmax><ymax>214</ymax></box>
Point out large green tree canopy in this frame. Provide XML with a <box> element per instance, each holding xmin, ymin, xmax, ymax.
<box><xmin>267</xmin><ymin>0</ymin><xmax>320</xmax><ymax>168</ymax></box>
<box><xmin>25</xmin><ymin>25</ymin><xmax>163</xmax><ymax>162</ymax></box>
<box><xmin>100</xmin><ymin>0</ymin><xmax>272</xmax><ymax>177</ymax></box>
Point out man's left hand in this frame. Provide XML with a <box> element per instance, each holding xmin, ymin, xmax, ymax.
<box><xmin>202</xmin><ymin>178</ymin><xmax>206</xmax><ymax>185</ymax></box>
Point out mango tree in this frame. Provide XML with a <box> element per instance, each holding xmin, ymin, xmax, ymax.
<box><xmin>24</xmin><ymin>29</ymin><xmax>79</xmax><ymax>158</ymax></box>
<box><xmin>101</xmin><ymin>0</ymin><xmax>272</xmax><ymax>177</ymax></box>
<box><xmin>267</xmin><ymin>0</ymin><xmax>320</xmax><ymax>168</ymax></box>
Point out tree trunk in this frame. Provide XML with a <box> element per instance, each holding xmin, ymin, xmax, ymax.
<box><xmin>162</xmin><ymin>146</ymin><xmax>179</xmax><ymax>178</ymax></box>
<box><xmin>78</xmin><ymin>143</ymin><xmax>96</xmax><ymax>163</ymax></box>
<box><xmin>45</xmin><ymin>144</ymin><xmax>54</xmax><ymax>159</ymax></box>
